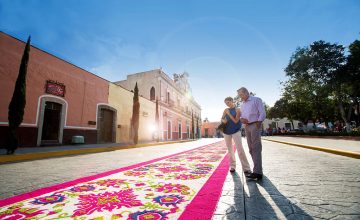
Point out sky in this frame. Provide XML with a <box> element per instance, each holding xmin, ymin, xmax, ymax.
<box><xmin>1</xmin><ymin>0</ymin><xmax>359</xmax><ymax>122</ymax></box>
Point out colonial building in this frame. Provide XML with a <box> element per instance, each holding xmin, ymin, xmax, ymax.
<box><xmin>0</xmin><ymin>32</ymin><xmax>156</xmax><ymax>147</ymax></box>
<box><xmin>201</xmin><ymin>118</ymin><xmax>222</xmax><ymax>138</ymax></box>
<box><xmin>115</xmin><ymin>69</ymin><xmax>202</xmax><ymax>141</ymax></box>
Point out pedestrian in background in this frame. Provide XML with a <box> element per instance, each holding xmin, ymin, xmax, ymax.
<box><xmin>222</xmin><ymin>97</ymin><xmax>252</xmax><ymax>175</ymax></box>
<box><xmin>237</xmin><ymin>87</ymin><xmax>266</xmax><ymax>180</ymax></box>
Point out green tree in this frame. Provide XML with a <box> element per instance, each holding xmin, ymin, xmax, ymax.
<box><xmin>131</xmin><ymin>82</ymin><xmax>140</xmax><ymax>144</ymax></box>
<box><xmin>281</xmin><ymin>77</ymin><xmax>315</xmax><ymax>126</ymax></box>
<box><xmin>343</xmin><ymin>40</ymin><xmax>360</xmax><ymax>126</ymax></box>
<box><xmin>284</xmin><ymin>40</ymin><xmax>348</xmax><ymax>130</ymax></box>
<box><xmin>7</xmin><ymin>36</ymin><xmax>31</xmax><ymax>154</ymax></box>
<box><xmin>267</xmin><ymin>98</ymin><xmax>288</xmax><ymax>120</ymax></box>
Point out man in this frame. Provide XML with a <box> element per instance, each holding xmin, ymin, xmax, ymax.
<box><xmin>237</xmin><ymin>87</ymin><xmax>266</xmax><ymax>180</ymax></box>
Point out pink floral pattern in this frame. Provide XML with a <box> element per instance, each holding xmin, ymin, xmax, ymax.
<box><xmin>156</xmin><ymin>165</ymin><xmax>189</xmax><ymax>173</ymax></box>
<box><xmin>0</xmin><ymin>142</ymin><xmax>227</xmax><ymax>219</ymax></box>
<box><xmin>90</xmin><ymin>179</ymin><xmax>127</xmax><ymax>188</ymax></box>
<box><xmin>73</xmin><ymin>190</ymin><xmax>142</xmax><ymax>216</ymax></box>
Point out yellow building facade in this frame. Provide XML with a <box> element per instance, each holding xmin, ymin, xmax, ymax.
<box><xmin>108</xmin><ymin>83</ymin><xmax>156</xmax><ymax>143</ymax></box>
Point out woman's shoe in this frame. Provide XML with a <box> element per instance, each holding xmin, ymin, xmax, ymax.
<box><xmin>244</xmin><ymin>170</ymin><xmax>252</xmax><ymax>177</ymax></box>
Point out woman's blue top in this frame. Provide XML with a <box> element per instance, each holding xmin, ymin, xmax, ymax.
<box><xmin>224</xmin><ymin>108</ymin><xmax>242</xmax><ymax>135</ymax></box>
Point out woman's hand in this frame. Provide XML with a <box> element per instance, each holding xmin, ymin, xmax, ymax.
<box><xmin>225</xmin><ymin>109</ymin><xmax>230</xmax><ymax>115</ymax></box>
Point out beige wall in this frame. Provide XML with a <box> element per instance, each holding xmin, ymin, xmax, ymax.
<box><xmin>108</xmin><ymin>83</ymin><xmax>156</xmax><ymax>143</ymax></box>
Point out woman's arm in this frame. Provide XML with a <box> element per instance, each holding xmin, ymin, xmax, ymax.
<box><xmin>226</xmin><ymin>108</ymin><xmax>241</xmax><ymax>123</ymax></box>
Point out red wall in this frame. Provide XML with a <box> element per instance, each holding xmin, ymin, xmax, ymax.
<box><xmin>0</xmin><ymin>32</ymin><xmax>109</xmax><ymax>146</ymax></box>
<box><xmin>0</xmin><ymin>32</ymin><xmax>109</xmax><ymax>126</ymax></box>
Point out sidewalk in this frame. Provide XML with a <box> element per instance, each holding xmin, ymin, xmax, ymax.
<box><xmin>214</xmin><ymin>137</ymin><xmax>360</xmax><ymax>219</ymax></box>
<box><xmin>1</xmin><ymin>136</ymin><xmax>359</xmax><ymax>164</ymax></box>
<box><xmin>262</xmin><ymin>136</ymin><xmax>360</xmax><ymax>159</ymax></box>
<box><xmin>0</xmin><ymin>140</ymin><xmax>193</xmax><ymax>164</ymax></box>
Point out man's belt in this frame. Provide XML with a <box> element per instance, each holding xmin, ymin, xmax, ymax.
<box><xmin>247</xmin><ymin>121</ymin><xmax>257</xmax><ymax>125</ymax></box>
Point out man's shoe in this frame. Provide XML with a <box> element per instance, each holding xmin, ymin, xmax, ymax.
<box><xmin>246</xmin><ymin>173</ymin><xmax>263</xmax><ymax>180</ymax></box>
<box><xmin>244</xmin><ymin>170</ymin><xmax>252</xmax><ymax>177</ymax></box>
<box><xmin>230</xmin><ymin>168</ymin><xmax>236</xmax><ymax>172</ymax></box>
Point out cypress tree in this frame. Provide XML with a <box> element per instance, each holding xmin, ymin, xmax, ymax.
<box><xmin>191</xmin><ymin>111</ymin><xmax>194</xmax><ymax>139</ymax></box>
<box><xmin>7</xmin><ymin>36</ymin><xmax>31</xmax><ymax>154</ymax></box>
<box><xmin>155</xmin><ymin>98</ymin><xmax>159</xmax><ymax>142</ymax></box>
<box><xmin>196</xmin><ymin>116</ymin><xmax>199</xmax><ymax>139</ymax></box>
<box><xmin>131</xmin><ymin>82</ymin><xmax>140</xmax><ymax>144</ymax></box>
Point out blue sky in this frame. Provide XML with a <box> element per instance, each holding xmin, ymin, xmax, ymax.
<box><xmin>1</xmin><ymin>0</ymin><xmax>359</xmax><ymax>121</ymax></box>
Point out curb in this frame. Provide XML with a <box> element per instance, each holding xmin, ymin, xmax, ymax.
<box><xmin>272</xmin><ymin>135</ymin><xmax>360</xmax><ymax>141</ymax></box>
<box><xmin>263</xmin><ymin>138</ymin><xmax>360</xmax><ymax>159</ymax></box>
<box><xmin>0</xmin><ymin>140</ymin><xmax>194</xmax><ymax>164</ymax></box>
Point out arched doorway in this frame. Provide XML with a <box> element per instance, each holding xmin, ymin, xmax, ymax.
<box><xmin>178</xmin><ymin>123</ymin><xmax>182</xmax><ymax>140</ymax></box>
<box><xmin>42</xmin><ymin>102</ymin><xmax>62</xmax><ymax>142</ymax></box>
<box><xmin>97</xmin><ymin>105</ymin><xmax>116</xmax><ymax>143</ymax></box>
<box><xmin>37</xmin><ymin>96</ymin><xmax>66</xmax><ymax>146</ymax></box>
<box><xmin>167</xmin><ymin>121</ymin><xmax>172</xmax><ymax>140</ymax></box>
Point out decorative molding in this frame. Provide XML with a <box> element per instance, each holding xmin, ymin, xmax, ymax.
<box><xmin>45</xmin><ymin>80</ymin><xmax>66</xmax><ymax>97</ymax></box>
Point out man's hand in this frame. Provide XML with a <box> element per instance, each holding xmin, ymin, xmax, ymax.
<box><xmin>240</xmin><ymin>118</ymin><xmax>249</xmax><ymax>124</ymax></box>
<box><xmin>256</xmin><ymin>121</ymin><xmax>261</xmax><ymax>129</ymax></box>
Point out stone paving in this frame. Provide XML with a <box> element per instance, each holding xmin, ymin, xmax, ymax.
<box><xmin>214</xmin><ymin>138</ymin><xmax>360</xmax><ymax>220</ymax></box>
<box><xmin>1</xmin><ymin>137</ymin><xmax>359</xmax><ymax>219</ymax></box>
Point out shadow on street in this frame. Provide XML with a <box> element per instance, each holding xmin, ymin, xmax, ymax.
<box><xmin>223</xmin><ymin>172</ymin><xmax>314</xmax><ymax>219</ymax></box>
<box><xmin>244</xmin><ymin>176</ymin><xmax>314</xmax><ymax>219</ymax></box>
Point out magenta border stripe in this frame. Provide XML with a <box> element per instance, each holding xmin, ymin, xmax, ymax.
<box><xmin>179</xmin><ymin>146</ymin><xmax>230</xmax><ymax>220</ymax></box>
<box><xmin>0</xmin><ymin>141</ymin><xmax>223</xmax><ymax>207</ymax></box>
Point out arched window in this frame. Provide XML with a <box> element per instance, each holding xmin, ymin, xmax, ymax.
<box><xmin>150</xmin><ymin>87</ymin><xmax>155</xmax><ymax>100</ymax></box>
<box><xmin>167</xmin><ymin>92</ymin><xmax>170</xmax><ymax>103</ymax></box>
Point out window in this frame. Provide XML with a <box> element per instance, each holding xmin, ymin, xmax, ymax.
<box><xmin>285</xmin><ymin>123</ymin><xmax>291</xmax><ymax>129</ymax></box>
<box><xmin>167</xmin><ymin>92</ymin><xmax>170</xmax><ymax>103</ymax></box>
<box><xmin>150</xmin><ymin>87</ymin><xmax>155</xmax><ymax>101</ymax></box>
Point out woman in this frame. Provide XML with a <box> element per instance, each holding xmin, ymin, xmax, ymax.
<box><xmin>221</xmin><ymin>97</ymin><xmax>252</xmax><ymax>175</ymax></box>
